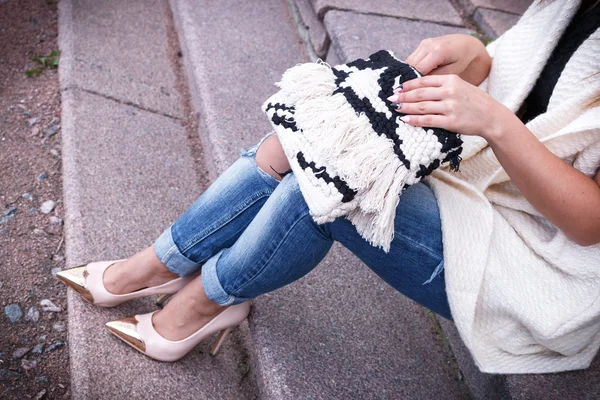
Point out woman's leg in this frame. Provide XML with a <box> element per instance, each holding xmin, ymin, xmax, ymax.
<box><xmin>152</xmin><ymin>171</ymin><xmax>334</xmax><ymax>339</ymax></box>
<box><xmin>152</xmin><ymin>172</ymin><xmax>451</xmax><ymax>341</ymax></box>
<box><xmin>153</xmin><ymin>132</ymin><xmax>287</xmax><ymax>277</ymax></box>
<box><xmin>102</xmin><ymin>131</ymin><xmax>287</xmax><ymax>294</ymax></box>
<box><xmin>325</xmin><ymin>182</ymin><xmax>452</xmax><ymax>320</ymax></box>
<box><xmin>212</xmin><ymin>175</ymin><xmax>451</xmax><ymax>318</ymax></box>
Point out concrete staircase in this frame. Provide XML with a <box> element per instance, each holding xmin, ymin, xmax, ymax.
<box><xmin>58</xmin><ymin>0</ymin><xmax>600</xmax><ymax>399</ymax></box>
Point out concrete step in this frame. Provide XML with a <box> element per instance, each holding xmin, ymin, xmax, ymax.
<box><xmin>247</xmin><ymin>242</ymin><xmax>470</xmax><ymax>399</ymax></box>
<box><xmin>323</xmin><ymin>10</ymin><xmax>472</xmax><ymax>66</ymax></box>
<box><xmin>459</xmin><ymin>0</ymin><xmax>531</xmax><ymax>16</ymax></box>
<box><xmin>168</xmin><ymin>0</ymin><xmax>308</xmax><ymax>182</ymax></box>
<box><xmin>58</xmin><ymin>0</ymin><xmax>256</xmax><ymax>398</ymax></box>
<box><xmin>453</xmin><ymin>0</ymin><xmax>531</xmax><ymax>39</ymax></box>
<box><xmin>170</xmin><ymin>0</ymin><xmax>470</xmax><ymax>398</ymax></box>
<box><xmin>472</xmin><ymin>7</ymin><xmax>521</xmax><ymax>38</ymax></box>
<box><xmin>439</xmin><ymin>318</ymin><xmax>600</xmax><ymax>400</ymax></box>
<box><xmin>290</xmin><ymin>0</ymin><xmax>464</xmax><ymax>61</ymax></box>
<box><xmin>58</xmin><ymin>0</ymin><xmax>183</xmax><ymax>118</ymax></box>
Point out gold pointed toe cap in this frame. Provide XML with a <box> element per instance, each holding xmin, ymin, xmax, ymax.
<box><xmin>106</xmin><ymin>317</ymin><xmax>146</xmax><ymax>352</ymax></box>
<box><xmin>56</xmin><ymin>265</ymin><xmax>94</xmax><ymax>304</ymax></box>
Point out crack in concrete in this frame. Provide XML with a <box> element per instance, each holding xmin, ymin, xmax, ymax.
<box><xmin>447</xmin><ymin>0</ymin><xmax>498</xmax><ymax>40</ymax></box>
<box><xmin>319</xmin><ymin>7</ymin><xmax>467</xmax><ymax>28</ymax></box>
<box><xmin>163</xmin><ymin>0</ymin><xmax>211</xmax><ymax>191</ymax></box>
<box><xmin>66</xmin><ymin>86</ymin><xmax>181</xmax><ymax>120</ymax></box>
<box><xmin>426</xmin><ymin>310</ymin><xmax>475</xmax><ymax>399</ymax></box>
<box><xmin>285</xmin><ymin>0</ymin><xmax>327</xmax><ymax>62</ymax></box>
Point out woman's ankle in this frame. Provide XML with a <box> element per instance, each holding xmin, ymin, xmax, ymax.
<box><xmin>152</xmin><ymin>275</ymin><xmax>227</xmax><ymax>340</ymax></box>
<box><xmin>104</xmin><ymin>246</ymin><xmax>180</xmax><ymax>294</ymax></box>
<box><xmin>146</xmin><ymin>267</ymin><xmax>179</xmax><ymax>287</ymax></box>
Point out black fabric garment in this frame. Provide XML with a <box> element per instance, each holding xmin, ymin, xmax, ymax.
<box><xmin>520</xmin><ymin>0</ymin><xmax>600</xmax><ymax>123</ymax></box>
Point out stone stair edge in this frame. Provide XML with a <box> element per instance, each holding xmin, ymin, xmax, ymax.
<box><xmin>167</xmin><ymin>0</ymin><xmax>220</xmax><ymax>182</ymax></box>
<box><xmin>451</xmin><ymin>0</ymin><xmax>529</xmax><ymax>40</ymax></box>
<box><xmin>309</xmin><ymin>0</ymin><xmax>464</xmax><ymax>26</ymax></box>
<box><xmin>301</xmin><ymin>0</ymin><xmax>529</xmax><ymax>61</ymax></box>
<box><xmin>57</xmin><ymin>1</ymin><xmax>260</xmax><ymax>399</ymax></box>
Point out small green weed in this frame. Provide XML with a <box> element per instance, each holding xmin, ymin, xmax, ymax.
<box><xmin>25</xmin><ymin>49</ymin><xmax>61</xmax><ymax>77</ymax></box>
<box><xmin>470</xmin><ymin>32</ymin><xmax>493</xmax><ymax>46</ymax></box>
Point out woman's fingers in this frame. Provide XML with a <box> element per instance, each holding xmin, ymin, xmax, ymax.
<box><xmin>399</xmin><ymin>114</ymin><xmax>449</xmax><ymax>129</ymax></box>
<box><xmin>405</xmin><ymin>44</ymin><xmax>426</xmax><ymax>67</ymax></box>
<box><xmin>428</xmin><ymin>64</ymin><xmax>459</xmax><ymax>76</ymax></box>
<box><xmin>387</xmin><ymin>75</ymin><xmax>462</xmax><ymax>132</ymax></box>
<box><xmin>397</xmin><ymin>75</ymin><xmax>446</xmax><ymax>92</ymax></box>
<box><xmin>395</xmin><ymin>101</ymin><xmax>448</xmax><ymax>115</ymax></box>
<box><xmin>412</xmin><ymin>52</ymin><xmax>441</xmax><ymax>75</ymax></box>
<box><xmin>389</xmin><ymin>86</ymin><xmax>445</xmax><ymax>103</ymax></box>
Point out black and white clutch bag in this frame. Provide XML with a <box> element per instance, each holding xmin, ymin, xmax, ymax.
<box><xmin>262</xmin><ymin>50</ymin><xmax>463</xmax><ymax>252</ymax></box>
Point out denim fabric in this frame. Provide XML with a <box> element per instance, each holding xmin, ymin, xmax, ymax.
<box><xmin>154</xmin><ymin>131</ymin><xmax>453</xmax><ymax>321</ymax></box>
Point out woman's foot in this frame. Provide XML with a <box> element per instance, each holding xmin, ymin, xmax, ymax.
<box><xmin>105</xmin><ymin>292</ymin><xmax>250</xmax><ymax>361</ymax></box>
<box><xmin>150</xmin><ymin>273</ymin><xmax>227</xmax><ymax>341</ymax></box>
<box><xmin>103</xmin><ymin>246</ymin><xmax>180</xmax><ymax>295</ymax></box>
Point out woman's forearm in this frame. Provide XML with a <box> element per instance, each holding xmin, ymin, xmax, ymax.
<box><xmin>485</xmin><ymin>113</ymin><xmax>600</xmax><ymax>246</ymax></box>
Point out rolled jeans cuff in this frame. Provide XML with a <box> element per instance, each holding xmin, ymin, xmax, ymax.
<box><xmin>153</xmin><ymin>224</ymin><xmax>201</xmax><ymax>277</ymax></box>
<box><xmin>201</xmin><ymin>248</ymin><xmax>237</xmax><ymax>306</ymax></box>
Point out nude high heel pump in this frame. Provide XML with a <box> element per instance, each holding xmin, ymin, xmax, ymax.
<box><xmin>105</xmin><ymin>301</ymin><xmax>251</xmax><ymax>362</ymax></box>
<box><xmin>56</xmin><ymin>260</ymin><xmax>196</xmax><ymax>308</ymax></box>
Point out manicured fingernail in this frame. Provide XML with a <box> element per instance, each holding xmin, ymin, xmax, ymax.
<box><xmin>400</xmin><ymin>115</ymin><xmax>410</xmax><ymax>122</ymax></box>
<box><xmin>387</xmin><ymin>94</ymin><xmax>399</xmax><ymax>102</ymax></box>
<box><xmin>394</xmin><ymin>84</ymin><xmax>404</xmax><ymax>92</ymax></box>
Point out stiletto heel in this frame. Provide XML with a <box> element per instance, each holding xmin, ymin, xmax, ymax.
<box><xmin>56</xmin><ymin>260</ymin><xmax>197</xmax><ymax>308</ymax></box>
<box><xmin>155</xmin><ymin>293</ymin><xmax>173</xmax><ymax>307</ymax></box>
<box><xmin>210</xmin><ymin>326</ymin><xmax>233</xmax><ymax>356</ymax></box>
<box><xmin>106</xmin><ymin>301</ymin><xmax>251</xmax><ymax>362</ymax></box>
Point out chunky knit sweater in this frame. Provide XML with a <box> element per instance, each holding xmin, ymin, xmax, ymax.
<box><xmin>425</xmin><ymin>0</ymin><xmax>600</xmax><ymax>373</ymax></box>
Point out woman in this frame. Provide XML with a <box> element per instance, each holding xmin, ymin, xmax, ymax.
<box><xmin>57</xmin><ymin>0</ymin><xmax>600</xmax><ymax>373</ymax></box>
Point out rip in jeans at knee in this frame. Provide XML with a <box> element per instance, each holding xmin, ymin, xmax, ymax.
<box><xmin>255</xmin><ymin>133</ymin><xmax>292</xmax><ymax>182</ymax></box>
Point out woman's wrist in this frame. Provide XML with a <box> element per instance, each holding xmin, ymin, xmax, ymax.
<box><xmin>483</xmin><ymin>106</ymin><xmax>521</xmax><ymax>146</ymax></box>
<box><xmin>459</xmin><ymin>43</ymin><xmax>492</xmax><ymax>86</ymax></box>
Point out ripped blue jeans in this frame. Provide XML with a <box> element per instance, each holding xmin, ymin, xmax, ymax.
<box><xmin>154</xmin><ymin>131</ymin><xmax>453</xmax><ymax>321</ymax></box>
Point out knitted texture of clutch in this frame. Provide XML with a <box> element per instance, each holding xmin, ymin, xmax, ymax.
<box><xmin>262</xmin><ymin>50</ymin><xmax>463</xmax><ymax>252</ymax></box>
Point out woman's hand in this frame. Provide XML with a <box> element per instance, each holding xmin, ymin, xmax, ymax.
<box><xmin>388</xmin><ymin>74</ymin><xmax>511</xmax><ymax>140</ymax></box>
<box><xmin>405</xmin><ymin>34</ymin><xmax>491</xmax><ymax>86</ymax></box>
<box><xmin>389</xmin><ymin>74</ymin><xmax>600</xmax><ymax>246</ymax></box>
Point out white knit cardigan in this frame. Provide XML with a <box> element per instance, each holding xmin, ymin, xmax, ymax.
<box><xmin>425</xmin><ymin>0</ymin><xmax>600</xmax><ymax>373</ymax></box>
